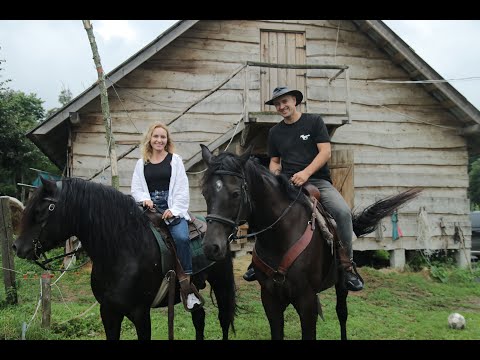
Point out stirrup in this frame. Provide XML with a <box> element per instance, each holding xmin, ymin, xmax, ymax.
<box><xmin>179</xmin><ymin>278</ymin><xmax>205</xmax><ymax>312</ymax></box>
<box><xmin>350</xmin><ymin>260</ymin><xmax>364</xmax><ymax>284</ymax></box>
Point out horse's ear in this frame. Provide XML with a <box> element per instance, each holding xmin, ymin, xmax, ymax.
<box><xmin>239</xmin><ymin>145</ymin><xmax>253</xmax><ymax>164</ymax></box>
<box><xmin>40</xmin><ymin>176</ymin><xmax>57</xmax><ymax>194</ymax></box>
<box><xmin>200</xmin><ymin>144</ymin><xmax>213</xmax><ymax>165</ymax></box>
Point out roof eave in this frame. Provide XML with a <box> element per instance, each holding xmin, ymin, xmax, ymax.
<box><xmin>354</xmin><ymin>20</ymin><xmax>480</xmax><ymax>125</ymax></box>
<box><xmin>28</xmin><ymin>20</ymin><xmax>199</xmax><ymax>138</ymax></box>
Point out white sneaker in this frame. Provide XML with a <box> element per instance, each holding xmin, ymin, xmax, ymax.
<box><xmin>186</xmin><ymin>293</ymin><xmax>201</xmax><ymax>309</ymax></box>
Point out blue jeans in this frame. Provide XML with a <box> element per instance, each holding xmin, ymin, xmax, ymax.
<box><xmin>308</xmin><ymin>179</ymin><xmax>354</xmax><ymax>259</ymax></box>
<box><xmin>150</xmin><ymin>190</ymin><xmax>192</xmax><ymax>274</ymax></box>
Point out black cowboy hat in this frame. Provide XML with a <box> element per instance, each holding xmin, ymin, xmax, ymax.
<box><xmin>264</xmin><ymin>86</ymin><xmax>303</xmax><ymax>106</ymax></box>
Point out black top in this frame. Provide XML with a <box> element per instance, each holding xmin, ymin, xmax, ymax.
<box><xmin>144</xmin><ymin>153</ymin><xmax>172</xmax><ymax>192</ymax></box>
<box><xmin>268</xmin><ymin>113</ymin><xmax>332</xmax><ymax>183</ymax></box>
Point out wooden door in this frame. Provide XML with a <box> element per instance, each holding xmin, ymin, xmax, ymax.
<box><xmin>329</xmin><ymin>149</ymin><xmax>354</xmax><ymax>209</ymax></box>
<box><xmin>260</xmin><ymin>31</ymin><xmax>306</xmax><ymax>112</ymax></box>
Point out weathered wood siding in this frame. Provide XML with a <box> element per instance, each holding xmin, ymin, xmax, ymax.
<box><xmin>70</xmin><ymin>20</ymin><xmax>471</xmax><ymax>253</ymax></box>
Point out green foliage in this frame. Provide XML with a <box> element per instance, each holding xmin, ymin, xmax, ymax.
<box><xmin>373</xmin><ymin>249</ymin><xmax>390</xmax><ymax>261</ymax></box>
<box><xmin>406</xmin><ymin>249</ymin><xmax>480</xmax><ymax>284</ymax></box>
<box><xmin>45</xmin><ymin>84</ymin><xmax>73</xmax><ymax>118</ymax></box>
<box><xmin>469</xmin><ymin>157</ymin><xmax>480</xmax><ymax>209</ymax></box>
<box><xmin>430</xmin><ymin>265</ymin><xmax>450</xmax><ymax>283</ymax></box>
<box><xmin>52</xmin><ymin>316</ymin><xmax>104</xmax><ymax>339</ymax></box>
<box><xmin>58</xmin><ymin>86</ymin><xmax>72</xmax><ymax>106</ymax></box>
<box><xmin>0</xmin><ymin>55</ymin><xmax>11</xmax><ymax>91</ymax></box>
<box><xmin>0</xmin><ymin>63</ymin><xmax>60</xmax><ymax>197</ymax></box>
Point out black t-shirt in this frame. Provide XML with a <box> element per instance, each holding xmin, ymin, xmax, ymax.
<box><xmin>268</xmin><ymin>113</ymin><xmax>332</xmax><ymax>183</ymax></box>
<box><xmin>144</xmin><ymin>152</ymin><xmax>172</xmax><ymax>192</ymax></box>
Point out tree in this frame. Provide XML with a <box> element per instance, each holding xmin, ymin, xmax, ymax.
<box><xmin>58</xmin><ymin>85</ymin><xmax>72</xmax><ymax>106</ymax></box>
<box><xmin>0</xmin><ymin>51</ymin><xmax>11</xmax><ymax>91</ymax></box>
<box><xmin>45</xmin><ymin>84</ymin><xmax>73</xmax><ymax>118</ymax></box>
<box><xmin>469</xmin><ymin>157</ymin><xmax>480</xmax><ymax>210</ymax></box>
<box><xmin>0</xmin><ymin>88</ymin><xmax>60</xmax><ymax>198</ymax></box>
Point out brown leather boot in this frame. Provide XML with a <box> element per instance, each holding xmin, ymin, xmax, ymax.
<box><xmin>337</xmin><ymin>246</ymin><xmax>364</xmax><ymax>291</ymax></box>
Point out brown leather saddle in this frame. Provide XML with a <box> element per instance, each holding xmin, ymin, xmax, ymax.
<box><xmin>142</xmin><ymin>207</ymin><xmax>207</xmax><ymax>311</ymax></box>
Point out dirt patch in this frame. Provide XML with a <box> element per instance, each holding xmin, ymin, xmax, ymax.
<box><xmin>232</xmin><ymin>254</ymin><xmax>252</xmax><ymax>281</ymax></box>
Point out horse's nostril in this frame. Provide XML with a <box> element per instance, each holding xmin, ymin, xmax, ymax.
<box><xmin>11</xmin><ymin>244</ymin><xmax>16</xmax><ymax>252</ymax></box>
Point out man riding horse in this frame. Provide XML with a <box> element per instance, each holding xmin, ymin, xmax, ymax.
<box><xmin>243</xmin><ymin>86</ymin><xmax>363</xmax><ymax>292</ymax></box>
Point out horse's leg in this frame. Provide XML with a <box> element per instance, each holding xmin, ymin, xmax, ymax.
<box><xmin>334</xmin><ymin>282</ymin><xmax>349</xmax><ymax>340</ymax></box>
<box><xmin>191</xmin><ymin>307</ymin><xmax>206</xmax><ymax>340</ymax></box>
<box><xmin>292</xmin><ymin>292</ymin><xmax>318</xmax><ymax>340</ymax></box>
<box><xmin>261</xmin><ymin>287</ymin><xmax>287</xmax><ymax>340</ymax></box>
<box><xmin>126</xmin><ymin>306</ymin><xmax>152</xmax><ymax>340</ymax></box>
<box><xmin>211</xmin><ymin>280</ymin><xmax>235</xmax><ymax>340</ymax></box>
<box><xmin>99</xmin><ymin>303</ymin><xmax>124</xmax><ymax>340</ymax></box>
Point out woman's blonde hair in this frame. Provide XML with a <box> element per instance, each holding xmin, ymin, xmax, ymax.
<box><xmin>141</xmin><ymin>122</ymin><xmax>175</xmax><ymax>163</ymax></box>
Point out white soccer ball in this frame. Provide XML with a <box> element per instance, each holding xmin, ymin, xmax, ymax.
<box><xmin>448</xmin><ymin>313</ymin><xmax>466</xmax><ymax>329</ymax></box>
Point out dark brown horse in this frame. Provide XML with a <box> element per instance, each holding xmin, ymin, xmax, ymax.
<box><xmin>12</xmin><ymin>177</ymin><xmax>236</xmax><ymax>340</ymax></box>
<box><xmin>200</xmin><ymin>144</ymin><xmax>420</xmax><ymax>340</ymax></box>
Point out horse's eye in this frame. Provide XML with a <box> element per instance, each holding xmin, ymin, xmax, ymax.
<box><xmin>232</xmin><ymin>191</ymin><xmax>240</xmax><ymax>199</ymax></box>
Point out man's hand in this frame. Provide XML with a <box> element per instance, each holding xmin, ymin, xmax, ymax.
<box><xmin>291</xmin><ymin>170</ymin><xmax>310</xmax><ymax>186</ymax></box>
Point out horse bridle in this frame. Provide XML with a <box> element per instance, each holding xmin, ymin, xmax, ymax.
<box><xmin>205</xmin><ymin>170</ymin><xmax>251</xmax><ymax>243</ymax></box>
<box><xmin>205</xmin><ymin>169</ymin><xmax>303</xmax><ymax>242</ymax></box>
<box><xmin>31</xmin><ymin>181</ymin><xmax>84</xmax><ymax>271</ymax></box>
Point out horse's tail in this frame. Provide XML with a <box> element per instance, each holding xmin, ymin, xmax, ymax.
<box><xmin>352</xmin><ymin>188</ymin><xmax>422</xmax><ymax>237</ymax></box>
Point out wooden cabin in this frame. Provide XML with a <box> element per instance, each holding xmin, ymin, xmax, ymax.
<box><xmin>27</xmin><ymin>20</ymin><xmax>480</xmax><ymax>268</ymax></box>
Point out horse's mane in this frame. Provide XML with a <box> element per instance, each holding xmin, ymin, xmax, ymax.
<box><xmin>202</xmin><ymin>151</ymin><xmax>310</xmax><ymax>210</ymax></box>
<box><xmin>53</xmin><ymin>178</ymin><xmax>149</xmax><ymax>265</ymax></box>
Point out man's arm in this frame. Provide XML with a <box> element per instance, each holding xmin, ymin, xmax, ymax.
<box><xmin>291</xmin><ymin>142</ymin><xmax>331</xmax><ymax>186</ymax></box>
<box><xmin>269</xmin><ymin>156</ymin><xmax>282</xmax><ymax>175</ymax></box>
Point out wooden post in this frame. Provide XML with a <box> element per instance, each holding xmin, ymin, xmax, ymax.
<box><xmin>82</xmin><ymin>20</ymin><xmax>119</xmax><ymax>190</ymax></box>
<box><xmin>0</xmin><ymin>197</ymin><xmax>17</xmax><ymax>305</ymax></box>
<box><xmin>41</xmin><ymin>272</ymin><xmax>51</xmax><ymax>328</ymax></box>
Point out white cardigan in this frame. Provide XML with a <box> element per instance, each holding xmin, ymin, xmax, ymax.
<box><xmin>131</xmin><ymin>153</ymin><xmax>191</xmax><ymax>221</ymax></box>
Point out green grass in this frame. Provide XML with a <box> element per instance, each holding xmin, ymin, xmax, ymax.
<box><xmin>1</xmin><ymin>254</ymin><xmax>480</xmax><ymax>340</ymax></box>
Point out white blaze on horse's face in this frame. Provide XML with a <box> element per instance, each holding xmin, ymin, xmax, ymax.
<box><xmin>215</xmin><ymin>180</ymin><xmax>223</xmax><ymax>192</ymax></box>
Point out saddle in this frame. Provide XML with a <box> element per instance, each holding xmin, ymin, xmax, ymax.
<box><xmin>142</xmin><ymin>207</ymin><xmax>209</xmax><ymax>311</ymax></box>
<box><xmin>301</xmin><ymin>183</ymin><xmax>334</xmax><ymax>250</ymax></box>
<box><xmin>145</xmin><ymin>209</ymin><xmax>207</xmax><ymax>242</ymax></box>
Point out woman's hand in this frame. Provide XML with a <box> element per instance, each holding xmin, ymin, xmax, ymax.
<box><xmin>162</xmin><ymin>209</ymin><xmax>174</xmax><ymax>220</ymax></box>
<box><xmin>143</xmin><ymin>199</ymin><xmax>154</xmax><ymax>209</ymax></box>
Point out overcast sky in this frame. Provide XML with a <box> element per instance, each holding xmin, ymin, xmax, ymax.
<box><xmin>1</xmin><ymin>20</ymin><xmax>479</xmax><ymax>112</ymax></box>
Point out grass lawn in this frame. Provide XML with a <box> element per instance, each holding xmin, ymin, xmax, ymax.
<box><xmin>1</xmin><ymin>253</ymin><xmax>480</xmax><ymax>340</ymax></box>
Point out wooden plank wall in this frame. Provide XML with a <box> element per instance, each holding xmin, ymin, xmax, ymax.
<box><xmin>70</xmin><ymin>19</ymin><xmax>471</xmax><ymax>252</ymax></box>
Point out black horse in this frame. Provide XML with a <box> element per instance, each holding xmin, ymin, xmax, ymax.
<box><xmin>200</xmin><ymin>145</ymin><xmax>420</xmax><ymax>340</ymax></box>
<box><xmin>13</xmin><ymin>177</ymin><xmax>236</xmax><ymax>340</ymax></box>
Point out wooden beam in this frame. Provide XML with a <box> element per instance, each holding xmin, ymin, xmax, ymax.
<box><xmin>166</xmin><ymin>63</ymin><xmax>247</xmax><ymax>126</ymax></box>
<box><xmin>458</xmin><ymin>124</ymin><xmax>480</xmax><ymax>136</ymax></box>
<box><xmin>0</xmin><ymin>197</ymin><xmax>17</xmax><ymax>305</ymax></box>
<box><xmin>247</xmin><ymin>61</ymin><xmax>348</xmax><ymax>70</ymax></box>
